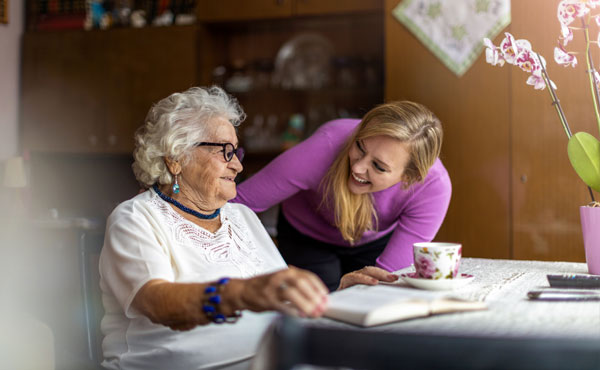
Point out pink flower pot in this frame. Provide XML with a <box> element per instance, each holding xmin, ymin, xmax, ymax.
<box><xmin>580</xmin><ymin>206</ymin><xmax>600</xmax><ymax>275</ymax></box>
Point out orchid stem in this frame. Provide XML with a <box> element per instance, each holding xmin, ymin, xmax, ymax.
<box><xmin>537</xmin><ymin>53</ymin><xmax>572</xmax><ymax>138</ymax></box>
<box><xmin>537</xmin><ymin>53</ymin><xmax>595</xmax><ymax>202</ymax></box>
<box><xmin>582</xmin><ymin>17</ymin><xmax>600</xmax><ymax>135</ymax></box>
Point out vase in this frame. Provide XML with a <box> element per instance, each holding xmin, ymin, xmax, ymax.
<box><xmin>580</xmin><ymin>205</ymin><xmax>600</xmax><ymax>275</ymax></box>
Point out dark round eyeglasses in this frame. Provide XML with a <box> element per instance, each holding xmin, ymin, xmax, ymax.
<box><xmin>195</xmin><ymin>142</ymin><xmax>245</xmax><ymax>162</ymax></box>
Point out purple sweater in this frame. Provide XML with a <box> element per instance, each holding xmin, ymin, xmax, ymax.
<box><xmin>233</xmin><ymin>119</ymin><xmax>452</xmax><ymax>271</ymax></box>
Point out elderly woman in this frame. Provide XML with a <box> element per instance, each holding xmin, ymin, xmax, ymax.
<box><xmin>99</xmin><ymin>86</ymin><xmax>396</xmax><ymax>370</ymax></box>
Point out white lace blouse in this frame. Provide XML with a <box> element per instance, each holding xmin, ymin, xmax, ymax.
<box><xmin>99</xmin><ymin>189</ymin><xmax>287</xmax><ymax>370</ymax></box>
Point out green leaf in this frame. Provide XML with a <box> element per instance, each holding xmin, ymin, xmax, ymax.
<box><xmin>567</xmin><ymin>132</ymin><xmax>600</xmax><ymax>192</ymax></box>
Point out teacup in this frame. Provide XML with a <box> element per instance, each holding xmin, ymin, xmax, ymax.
<box><xmin>413</xmin><ymin>242</ymin><xmax>462</xmax><ymax>280</ymax></box>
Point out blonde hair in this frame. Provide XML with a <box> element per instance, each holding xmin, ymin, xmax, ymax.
<box><xmin>321</xmin><ymin>101</ymin><xmax>443</xmax><ymax>243</ymax></box>
<box><xmin>132</xmin><ymin>86</ymin><xmax>245</xmax><ymax>187</ymax></box>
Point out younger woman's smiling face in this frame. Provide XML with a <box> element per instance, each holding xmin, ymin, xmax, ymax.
<box><xmin>347</xmin><ymin>135</ymin><xmax>411</xmax><ymax>195</ymax></box>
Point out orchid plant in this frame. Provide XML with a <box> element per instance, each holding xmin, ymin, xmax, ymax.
<box><xmin>484</xmin><ymin>0</ymin><xmax>600</xmax><ymax>203</ymax></box>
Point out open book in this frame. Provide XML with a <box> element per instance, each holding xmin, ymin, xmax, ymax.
<box><xmin>324</xmin><ymin>284</ymin><xmax>487</xmax><ymax>327</ymax></box>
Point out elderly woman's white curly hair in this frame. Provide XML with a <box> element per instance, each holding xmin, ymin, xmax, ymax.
<box><xmin>132</xmin><ymin>86</ymin><xmax>245</xmax><ymax>187</ymax></box>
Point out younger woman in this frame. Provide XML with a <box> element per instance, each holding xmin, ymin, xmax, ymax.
<box><xmin>234</xmin><ymin>101</ymin><xmax>452</xmax><ymax>291</ymax></box>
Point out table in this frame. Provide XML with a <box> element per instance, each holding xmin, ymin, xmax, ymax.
<box><xmin>266</xmin><ymin>258</ymin><xmax>600</xmax><ymax>370</ymax></box>
<box><xmin>376</xmin><ymin>258</ymin><xmax>599</xmax><ymax>339</ymax></box>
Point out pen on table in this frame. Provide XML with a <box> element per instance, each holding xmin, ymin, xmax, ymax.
<box><xmin>527</xmin><ymin>289</ymin><xmax>600</xmax><ymax>301</ymax></box>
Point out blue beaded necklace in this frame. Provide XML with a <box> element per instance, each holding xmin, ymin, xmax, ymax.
<box><xmin>152</xmin><ymin>184</ymin><xmax>221</xmax><ymax>220</ymax></box>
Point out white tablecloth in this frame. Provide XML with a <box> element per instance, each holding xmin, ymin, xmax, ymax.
<box><xmin>318</xmin><ymin>258</ymin><xmax>600</xmax><ymax>339</ymax></box>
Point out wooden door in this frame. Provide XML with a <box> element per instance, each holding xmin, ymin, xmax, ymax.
<box><xmin>384</xmin><ymin>0</ymin><xmax>511</xmax><ymax>259</ymax></box>
<box><xmin>196</xmin><ymin>0</ymin><xmax>293</xmax><ymax>22</ymax></box>
<box><xmin>295</xmin><ymin>0</ymin><xmax>383</xmax><ymax>16</ymax></box>
<box><xmin>21</xmin><ymin>30</ymin><xmax>106</xmax><ymax>153</ymax></box>
<box><xmin>510</xmin><ymin>0</ymin><xmax>598</xmax><ymax>261</ymax></box>
<box><xmin>101</xmin><ymin>26</ymin><xmax>198</xmax><ymax>154</ymax></box>
<box><xmin>21</xmin><ymin>26</ymin><xmax>198</xmax><ymax>154</ymax></box>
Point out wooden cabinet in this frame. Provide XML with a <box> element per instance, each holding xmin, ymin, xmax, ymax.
<box><xmin>21</xmin><ymin>26</ymin><xmax>198</xmax><ymax>154</ymax></box>
<box><xmin>199</xmin><ymin>12</ymin><xmax>384</xmax><ymax>179</ymax></box>
<box><xmin>196</xmin><ymin>0</ymin><xmax>382</xmax><ymax>22</ymax></box>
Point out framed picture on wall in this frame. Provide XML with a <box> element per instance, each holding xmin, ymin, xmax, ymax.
<box><xmin>0</xmin><ymin>0</ymin><xmax>7</xmax><ymax>24</ymax></box>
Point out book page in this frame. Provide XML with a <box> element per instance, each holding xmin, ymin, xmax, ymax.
<box><xmin>328</xmin><ymin>284</ymin><xmax>449</xmax><ymax>313</ymax></box>
<box><xmin>325</xmin><ymin>284</ymin><xmax>487</xmax><ymax>327</ymax></box>
<box><xmin>325</xmin><ymin>285</ymin><xmax>449</xmax><ymax>326</ymax></box>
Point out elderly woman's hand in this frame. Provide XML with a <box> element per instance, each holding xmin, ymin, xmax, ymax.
<box><xmin>337</xmin><ymin>266</ymin><xmax>399</xmax><ymax>290</ymax></box>
<box><xmin>232</xmin><ymin>266</ymin><xmax>329</xmax><ymax>318</ymax></box>
<box><xmin>132</xmin><ymin>267</ymin><xmax>329</xmax><ymax>332</ymax></box>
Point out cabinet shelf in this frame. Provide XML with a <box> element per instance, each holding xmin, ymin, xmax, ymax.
<box><xmin>24</xmin><ymin>23</ymin><xmax>195</xmax><ymax>35</ymax></box>
<box><xmin>229</xmin><ymin>86</ymin><xmax>382</xmax><ymax>97</ymax></box>
<box><xmin>197</xmin><ymin>0</ymin><xmax>382</xmax><ymax>22</ymax></box>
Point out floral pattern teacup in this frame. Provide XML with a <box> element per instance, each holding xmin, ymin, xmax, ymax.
<box><xmin>413</xmin><ymin>242</ymin><xmax>462</xmax><ymax>280</ymax></box>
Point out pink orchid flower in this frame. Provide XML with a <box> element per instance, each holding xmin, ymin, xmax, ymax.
<box><xmin>527</xmin><ymin>75</ymin><xmax>555</xmax><ymax>90</ymax></box>
<box><xmin>499</xmin><ymin>34</ymin><xmax>518</xmax><ymax>64</ymax></box>
<box><xmin>499</xmin><ymin>33</ymin><xmax>531</xmax><ymax>65</ymax></box>
<box><xmin>560</xmin><ymin>24</ymin><xmax>574</xmax><ymax>45</ymax></box>
<box><xmin>558</xmin><ymin>0</ymin><xmax>590</xmax><ymax>26</ymax></box>
<box><xmin>483</xmin><ymin>38</ymin><xmax>505</xmax><ymax>66</ymax></box>
<box><xmin>588</xmin><ymin>0</ymin><xmax>600</xmax><ymax>8</ymax></box>
<box><xmin>554</xmin><ymin>44</ymin><xmax>578</xmax><ymax>67</ymax></box>
<box><xmin>484</xmin><ymin>34</ymin><xmax>557</xmax><ymax>91</ymax></box>
<box><xmin>516</xmin><ymin>48</ymin><xmax>543</xmax><ymax>76</ymax></box>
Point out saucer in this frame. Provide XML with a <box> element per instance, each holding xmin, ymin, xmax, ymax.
<box><xmin>400</xmin><ymin>272</ymin><xmax>475</xmax><ymax>291</ymax></box>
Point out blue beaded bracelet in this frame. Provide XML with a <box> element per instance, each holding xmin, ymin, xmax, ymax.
<box><xmin>202</xmin><ymin>277</ymin><xmax>242</xmax><ymax>324</ymax></box>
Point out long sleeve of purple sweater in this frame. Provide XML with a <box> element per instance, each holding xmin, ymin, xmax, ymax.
<box><xmin>233</xmin><ymin>119</ymin><xmax>452</xmax><ymax>272</ymax></box>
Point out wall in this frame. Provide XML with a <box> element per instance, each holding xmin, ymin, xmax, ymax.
<box><xmin>0</xmin><ymin>0</ymin><xmax>23</xmax><ymax>160</ymax></box>
<box><xmin>385</xmin><ymin>0</ymin><xmax>511</xmax><ymax>259</ymax></box>
<box><xmin>385</xmin><ymin>0</ymin><xmax>598</xmax><ymax>262</ymax></box>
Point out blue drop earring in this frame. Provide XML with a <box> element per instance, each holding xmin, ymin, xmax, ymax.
<box><xmin>172</xmin><ymin>173</ymin><xmax>180</xmax><ymax>194</ymax></box>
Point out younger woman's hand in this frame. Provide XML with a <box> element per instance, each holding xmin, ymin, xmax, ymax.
<box><xmin>338</xmin><ymin>266</ymin><xmax>399</xmax><ymax>290</ymax></box>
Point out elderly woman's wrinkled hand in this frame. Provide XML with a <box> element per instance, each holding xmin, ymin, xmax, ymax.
<box><xmin>337</xmin><ymin>266</ymin><xmax>398</xmax><ymax>290</ymax></box>
<box><xmin>235</xmin><ymin>266</ymin><xmax>329</xmax><ymax>318</ymax></box>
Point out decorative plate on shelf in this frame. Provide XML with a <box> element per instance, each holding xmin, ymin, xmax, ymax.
<box><xmin>272</xmin><ymin>33</ymin><xmax>334</xmax><ymax>90</ymax></box>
